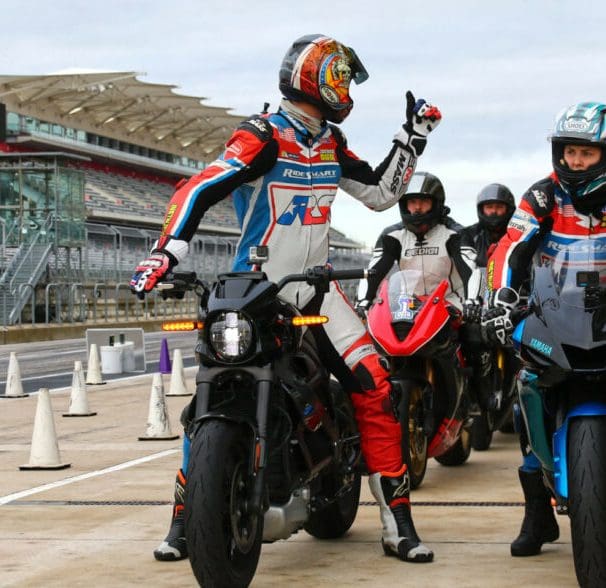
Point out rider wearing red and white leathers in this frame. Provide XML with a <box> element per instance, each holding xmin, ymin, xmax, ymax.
<box><xmin>132</xmin><ymin>34</ymin><xmax>441</xmax><ymax>564</ymax></box>
<box><xmin>486</xmin><ymin>173</ymin><xmax>606</xmax><ymax>292</ymax></box>
<box><xmin>485</xmin><ymin>101</ymin><xmax>606</xmax><ymax>558</ymax></box>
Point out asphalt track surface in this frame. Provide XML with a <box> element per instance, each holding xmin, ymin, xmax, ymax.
<box><xmin>0</xmin><ymin>333</ymin><xmax>579</xmax><ymax>587</ymax></box>
<box><xmin>0</xmin><ymin>331</ymin><xmax>198</xmax><ymax>395</ymax></box>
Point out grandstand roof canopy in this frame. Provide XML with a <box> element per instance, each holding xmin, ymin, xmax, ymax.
<box><xmin>0</xmin><ymin>72</ymin><xmax>244</xmax><ymax>162</ymax></box>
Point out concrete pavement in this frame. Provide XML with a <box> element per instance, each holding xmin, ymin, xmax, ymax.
<box><xmin>0</xmin><ymin>371</ymin><xmax>578</xmax><ymax>587</ymax></box>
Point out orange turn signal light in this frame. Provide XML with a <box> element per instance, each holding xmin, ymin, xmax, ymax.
<box><xmin>291</xmin><ymin>315</ymin><xmax>329</xmax><ymax>327</ymax></box>
<box><xmin>162</xmin><ymin>320</ymin><xmax>203</xmax><ymax>332</ymax></box>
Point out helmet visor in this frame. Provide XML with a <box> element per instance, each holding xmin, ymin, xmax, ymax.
<box><xmin>347</xmin><ymin>46</ymin><xmax>369</xmax><ymax>85</ymax></box>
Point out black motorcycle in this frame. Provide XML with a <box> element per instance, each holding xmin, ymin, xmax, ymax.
<box><xmin>470</xmin><ymin>344</ymin><xmax>519</xmax><ymax>450</ymax></box>
<box><xmin>470</xmin><ymin>267</ymin><xmax>519</xmax><ymax>451</ymax></box>
<box><xmin>159</xmin><ymin>262</ymin><xmax>365</xmax><ymax>588</ymax></box>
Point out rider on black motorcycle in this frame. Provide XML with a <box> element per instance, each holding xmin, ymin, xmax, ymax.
<box><xmin>460</xmin><ymin>183</ymin><xmax>516</xmax><ymax>267</ymax></box>
<box><xmin>483</xmin><ymin>101</ymin><xmax>606</xmax><ymax>557</ymax></box>
<box><xmin>460</xmin><ymin>184</ymin><xmax>518</xmax><ymax>436</ymax></box>
<box><xmin>131</xmin><ymin>34</ymin><xmax>441</xmax><ymax>564</ymax></box>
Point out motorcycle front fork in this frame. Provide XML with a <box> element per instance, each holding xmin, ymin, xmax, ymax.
<box><xmin>194</xmin><ymin>364</ymin><xmax>273</xmax><ymax>516</ymax></box>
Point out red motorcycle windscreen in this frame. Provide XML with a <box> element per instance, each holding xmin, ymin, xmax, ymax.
<box><xmin>367</xmin><ymin>273</ymin><xmax>451</xmax><ymax>356</ymax></box>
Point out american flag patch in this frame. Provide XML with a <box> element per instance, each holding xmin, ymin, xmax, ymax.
<box><xmin>279</xmin><ymin>127</ymin><xmax>297</xmax><ymax>142</ymax></box>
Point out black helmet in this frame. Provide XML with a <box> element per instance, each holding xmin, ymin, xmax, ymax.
<box><xmin>476</xmin><ymin>183</ymin><xmax>515</xmax><ymax>232</ymax></box>
<box><xmin>399</xmin><ymin>172</ymin><xmax>445</xmax><ymax>235</ymax></box>
<box><xmin>278</xmin><ymin>34</ymin><xmax>369</xmax><ymax>123</ymax></box>
<box><xmin>551</xmin><ymin>102</ymin><xmax>606</xmax><ymax>213</ymax></box>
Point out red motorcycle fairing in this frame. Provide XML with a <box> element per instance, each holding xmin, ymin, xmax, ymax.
<box><xmin>367</xmin><ymin>278</ymin><xmax>451</xmax><ymax>356</ymax></box>
<box><xmin>366</xmin><ymin>269</ymin><xmax>472</xmax><ymax>477</ymax></box>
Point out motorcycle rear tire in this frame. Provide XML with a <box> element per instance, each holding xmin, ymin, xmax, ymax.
<box><xmin>568</xmin><ymin>417</ymin><xmax>606</xmax><ymax>588</ymax></box>
<box><xmin>435</xmin><ymin>425</ymin><xmax>472</xmax><ymax>466</ymax></box>
<box><xmin>471</xmin><ymin>411</ymin><xmax>494</xmax><ymax>451</ymax></box>
<box><xmin>304</xmin><ymin>473</ymin><xmax>361</xmax><ymax>539</ymax></box>
<box><xmin>185</xmin><ymin>420</ymin><xmax>262</xmax><ymax>588</ymax></box>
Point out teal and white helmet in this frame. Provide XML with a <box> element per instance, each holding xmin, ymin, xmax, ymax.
<box><xmin>551</xmin><ymin>102</ymin><xmax>606</xmax><ymax>212</ymax></box>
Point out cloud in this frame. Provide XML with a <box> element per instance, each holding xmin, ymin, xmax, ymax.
<box><xmin>332</xmin><ymin>148</ymin><xmax>550</xmax><ymax>249</ymax></box>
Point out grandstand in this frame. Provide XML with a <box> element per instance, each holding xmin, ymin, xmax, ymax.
<box><xmin>0</xmin><ymin>72</ymin><xmax>367</xmax><ymax>327</ymax></box>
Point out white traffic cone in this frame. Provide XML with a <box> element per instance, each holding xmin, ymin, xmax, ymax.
<box><xmin>138</xmin><ymin>373</ymin><xmax>179</xmax><ymax>441</ymax></box>
<box><xmin>20</xmin><ymin>388</ymin><xmax>71</xmax><ymax>470</ymax></box>
<box><xmin>3</xmin><ymin>352</ymin><xmax>28</xmax><ymax>398</ymax></box>
<box><xmin>166</xmin><ymin>349</ymin><xmax>192</xmax><ymax>397</ymax></box>
<box><xmin>85</xmin><ymin>343</ymin><xmax>106</xmax><ymax>385</ymax></box>
<box><xmin>63</xmin><ymin>361</ymin><xmax>97</xmax><ymax>417</ymax></box>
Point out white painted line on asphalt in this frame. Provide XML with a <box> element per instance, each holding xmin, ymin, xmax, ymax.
<box><xmin>0</xmin><ymin>448</ymin><xmax>179</xmax><ymax>506</ymax></box>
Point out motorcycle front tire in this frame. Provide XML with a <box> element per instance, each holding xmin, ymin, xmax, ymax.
<box><xmin>568</xmin><ymin>416</ymin><xmax>606</xmax><ymax>588</ymax></box>
<box><xmin>185</xmin><ymin>420</ymin><xmax>262</xmax><ymax>588</ymax></box>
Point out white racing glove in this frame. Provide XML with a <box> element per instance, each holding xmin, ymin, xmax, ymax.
<box><xmin>394</xmin><ymin>91</ymin><xmax>442</xmax><ymax>157</ymax></box>
<box><xmin>481</xmin><ymin>287</ymin><xmax>520</xmax><ymax>345</ymax></box>
<box><xmin>130</xmin><ymin>237</ymin><xmax>189</xmax><ymax>299</ymax></box>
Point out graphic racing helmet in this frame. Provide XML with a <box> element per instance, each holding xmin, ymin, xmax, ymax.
<box><xmin>399</xmin><ymin>172</ymin><xmax>446</xmax><ymax>235</ymax></box>
<box><xmin>551</xmin><ymin>102</ymin><xmax>606</xmax><ymax>213</ymax></box>
<box><xmin>476</xmin><ymin>183</ymin><xmax>515</xmax><ymax>232</ymax></box>
<box><xmin>279</xmin><ymin>34</ymin><xmax>369</xmax><ymax>123</ymax></box>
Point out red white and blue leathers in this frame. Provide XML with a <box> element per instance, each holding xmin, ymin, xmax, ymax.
<box><xmin>487</xmin><ymin>173</ymin><xmax>606</xmax><ymax>292</ymax></box>
<box><xmin>158</xmin><ymin>106</ymin><xmax>421</xmax><ymax>474</ymax></box>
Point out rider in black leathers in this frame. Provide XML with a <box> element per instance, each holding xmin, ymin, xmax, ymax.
<box><xmin>460</xmin><ymin>183</ymin><xmax>515</xmax><ymax>267</ymax></box>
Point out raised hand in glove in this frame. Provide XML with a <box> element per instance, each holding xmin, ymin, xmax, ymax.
<box><xmin>395</xmin><ymin>91</ymin><xmax>442</xmax><ymax>157</ymax></box>
<box><xmin>130</xmin><ymin>237</ymin><xmax>188</xmax><ymax>299</ymax></box>
<box><xmin>481</xmin><ymin>287</ymin><xmax>520</xmax><ymax>346</ymax></box>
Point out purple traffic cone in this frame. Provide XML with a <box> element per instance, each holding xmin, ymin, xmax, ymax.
<box><xmin>159</xmin><ymin>337</ymin><xmax>172</xmax><ymax>374</ymax></box>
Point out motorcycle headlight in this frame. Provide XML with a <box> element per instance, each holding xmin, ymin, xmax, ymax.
<box><xmin>208</xmin><ymin>311</ymin><xmax>253</xmax><ymax>361</ymax></box>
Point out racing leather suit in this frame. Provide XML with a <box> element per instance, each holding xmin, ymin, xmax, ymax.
<box><xmin>487</xmin><ymin>173</ymin><xmax>606</xmax><ymax>292</ymax></box>
<box><xmin>357</xmin><ymin>221</ymin><xmax>478</xmax><ymax>309</ymax></box>
<box><xmin>460</xmin><ymin>222</ymin><xmax>505</xmax><ymax>268</ymax></box>
<box><xmin>158</xmin><ymin>106</ymin><xmax>422</xmax><ymax>473</ymax></box>
<box><xmin>487</xmin><ymin>173</ymin><xmax>606</xmax><ymax>470</ymax></box>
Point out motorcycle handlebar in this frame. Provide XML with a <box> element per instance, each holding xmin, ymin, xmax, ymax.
<box><xmin>157</xmin><ymin>272</ymin><xmax>208</xmax><ymax>298</ymax></box>
<box><xmin>278</xmin><ymin>266</ymin><xmax>374</xmax><ymax>290</ymax></box>
<box><xmin>329</xmin><ymin>268</ymin><xmax>373</xmax><ymax>281</ymax></box>
<box><xmin>158</xmin><ymin>267</ymin><xmax>374</xmax><ymax>298</ymax></box>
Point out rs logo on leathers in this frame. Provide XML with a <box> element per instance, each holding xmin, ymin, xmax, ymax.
<box><xmin>277</xmin><ymin>194</ymin><xmax>333</xmax><ymax>225</ymax></box>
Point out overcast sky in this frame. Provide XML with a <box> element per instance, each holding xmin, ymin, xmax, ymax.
<box><xmin>2</xmin><ymin>1</ymin><xmax>606</xmax><ymax>248</ymax></box>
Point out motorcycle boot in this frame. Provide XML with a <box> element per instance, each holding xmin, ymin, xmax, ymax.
<box><xmin>510</xmin><ymin>468</ymin><xmax>559</xmax><ymax>556</ymax></box>
<box><xmin>369</xmin><ymin>466</ymin><xmax>434</xmax><ymax>563</ymax></box>
<box><xmin>153</xmin><ymin>469</ymin><xmax>188</xmax><ymax>561</ymax></box>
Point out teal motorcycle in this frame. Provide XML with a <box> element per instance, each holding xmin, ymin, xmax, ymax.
<box><xmin>513</xmin><ymin>238</ymin><xmax>606</xmax><ymax>588</ymax></box>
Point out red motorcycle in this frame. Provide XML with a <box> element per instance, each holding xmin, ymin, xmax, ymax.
<box><xmin>367</xmin><ymin>269</ymin><xmax>473</xmax><ymax>489</ymax></box>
